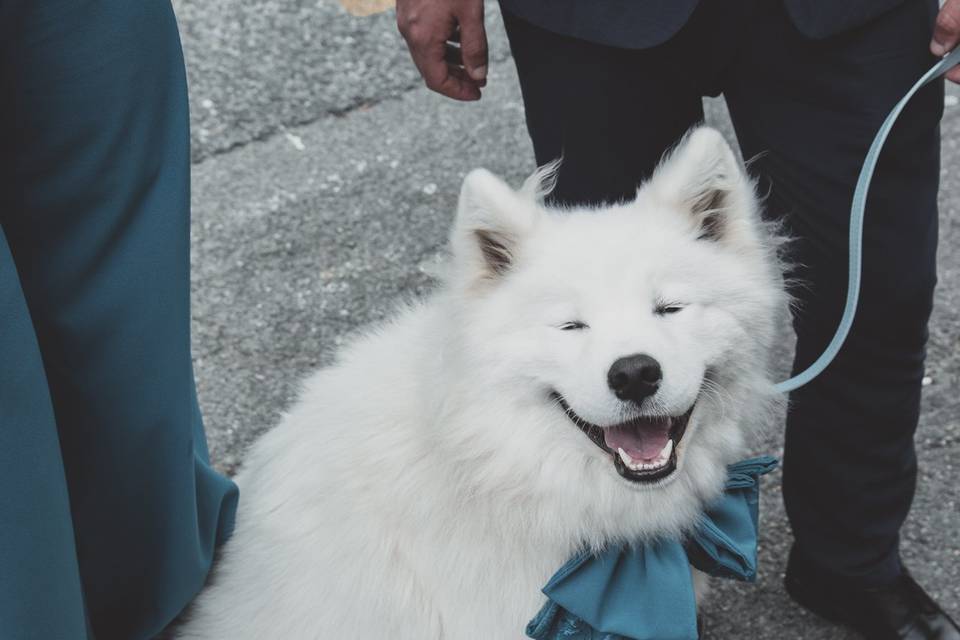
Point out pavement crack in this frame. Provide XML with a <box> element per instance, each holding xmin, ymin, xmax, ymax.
<box><xmin>191</xmin><ymin>51</ymin><xmax>514</xmax><ymax>166</ymax></box>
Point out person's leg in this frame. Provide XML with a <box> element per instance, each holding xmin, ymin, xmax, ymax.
<box><xmin>501</xmin><ymin>8</ymin><xmax>717</xmax><ymax>206</ymax></box>
<box><xmin>0</xmin><ymin>226</ymin><xmax>91</xmax><ymax>638</ymax></box>
<box><xmin>0</xmin><ymin>1</ymin><xmax>238</xmax><ymax>638</ymax></box>
<box><xmin>725</xmin><ymin>0</ymin><xmax>943</xmax><ymax>586</ymax></box>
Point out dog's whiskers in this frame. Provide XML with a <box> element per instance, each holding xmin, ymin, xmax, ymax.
<box><xmin>698</xmin><ymin>377</ymin><xmax>732</xmax><ymax>423</ymax></box>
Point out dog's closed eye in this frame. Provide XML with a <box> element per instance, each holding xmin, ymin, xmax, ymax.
<box><xmin>655</xmin><ymin>303</ymin><xmax>686</xmax><ymax>316</ymax></box>
<box><xmin>558</xmin><ymin>321</ymin><xmax>589</xmax><ymax>331</ymax></box>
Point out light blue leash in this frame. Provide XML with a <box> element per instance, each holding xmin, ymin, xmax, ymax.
<box><xmin>774</xmin><ymin>46</ymin><xmax>960</xmax><ymax>393</ymax></box>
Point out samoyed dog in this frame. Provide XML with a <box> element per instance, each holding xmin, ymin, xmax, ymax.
<box><xmin>177</xmin><ymin>127</ymin><xmax>785</xmax><ymax>639</ymax></box>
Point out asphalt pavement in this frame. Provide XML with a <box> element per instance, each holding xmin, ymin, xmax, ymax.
<box><xmin>172</xmin><ymin>1</ymin><xmax>960</xmax><ymax>637</ymax></box>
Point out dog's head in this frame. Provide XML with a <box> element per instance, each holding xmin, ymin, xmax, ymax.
<box><xmin>440</xmin><ymin>128</ymin><xmax>785</xmax><ymax>541</ymax></box>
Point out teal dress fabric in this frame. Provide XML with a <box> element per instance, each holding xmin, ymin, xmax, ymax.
<box><xmin>0</xmin><ymin>1</ymin><xmax>238</xmax><ymax>638</ymax></box>
<box><xmin>527</xmin><ymin>457</ymin><xmax>778</xmax><ymax>640</ymax></box>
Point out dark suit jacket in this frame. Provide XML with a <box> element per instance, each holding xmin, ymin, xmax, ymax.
<box><xmin>498</xmin><ymin>0</ymin><xmax>909</xmax><ymax>48</ymax></box>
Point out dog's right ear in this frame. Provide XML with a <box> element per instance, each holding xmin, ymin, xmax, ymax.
<box><xmin>451</xmin><ymin>169</ymin><xmax>538</xmax><ymax>282</ymax></box>
<box><xmin>647</xmin><ymin>127</ymin><xmax>756</xmax><ymax>246</ymax></box>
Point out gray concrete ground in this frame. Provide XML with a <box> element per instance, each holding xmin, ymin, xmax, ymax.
<box><xmin>173</xmin><ymin>1</ymin><xmax>960</xmax><ymax>637</ymax></box>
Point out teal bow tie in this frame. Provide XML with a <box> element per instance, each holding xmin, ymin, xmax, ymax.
<box><xmin>526</xmin><ymin>456</ymin><xmax>778</xmax><ymax>640</ymax></box>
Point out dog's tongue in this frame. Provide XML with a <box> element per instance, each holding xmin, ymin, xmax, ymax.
<box><xmin>603</xmin><ymin>421</ymin><xmax>671</xmax><ymax>460</ymax></box>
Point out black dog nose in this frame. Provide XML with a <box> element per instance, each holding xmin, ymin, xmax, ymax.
<box><xmin>607</xmin><ymin>354</ymin><xmax>662</xmax><ymax>403</ymax></box>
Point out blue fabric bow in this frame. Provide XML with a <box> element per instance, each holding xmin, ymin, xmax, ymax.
<box><xmin>526</xmin><ymin>456</ymin><xmax>778</xmax><ymax>640</ymax></box>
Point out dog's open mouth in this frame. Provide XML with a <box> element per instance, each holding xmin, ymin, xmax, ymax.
<box><xmin>553</xmin><ymin>394</ymin><xmax>694</xmax><ymax>483</ymax></box>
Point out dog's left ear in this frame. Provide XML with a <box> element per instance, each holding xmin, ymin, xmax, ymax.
<box><xmin>648</xmin><ymin>127</ymin><xmax>755</xmax><ymax>244</ymax></box>
<box><xmin>451</xmin><ymin>169</ymin><xmax>539</xmax><ymax>282</ymax></box>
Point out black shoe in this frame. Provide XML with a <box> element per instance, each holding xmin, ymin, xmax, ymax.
<box><xmin>785</xmin><ymin>545</ymin><xmax>960</xmax><ymax>640</ymax></box>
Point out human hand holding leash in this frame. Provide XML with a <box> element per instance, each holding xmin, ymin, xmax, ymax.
<box><xmin>397</xmin><ymin>0</ymin><xmax>488</xmax><ymax>101</ymax></box>
<box><xmin>932</xmin><ymin>0</ymin><xmax>960</xmax><ymax>82</ymax></box>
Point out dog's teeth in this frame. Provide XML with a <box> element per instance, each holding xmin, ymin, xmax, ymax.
<box><xmin>660</xmin><ymin>439</ymin><xmax>674</xmax><ymax>460</ymax></box>
<box><xmin>619</xmin><ymin>442</ymin><xmax>675</xmax><ymax>472</ymax></box>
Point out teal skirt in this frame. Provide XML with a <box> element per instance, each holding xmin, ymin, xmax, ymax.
<box><xmin>0</xmin><ymin>1</ymin><xmax>238</xmax><ymax>638</ymax></box>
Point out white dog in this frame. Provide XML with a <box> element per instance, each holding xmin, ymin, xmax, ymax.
<box><xmin>177</xmin><ymin>127</ymin><xmax>786</xmax><ymax>639</ymax></box>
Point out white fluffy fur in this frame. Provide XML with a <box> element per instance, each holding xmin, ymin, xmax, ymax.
<box><xmin>177</xmin><ymin>127</ymin><xmax>786</xmax><ymax>640</ymax></box>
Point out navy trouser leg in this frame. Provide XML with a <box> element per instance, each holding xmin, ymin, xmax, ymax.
<box><xmin>725</xmin><ymin>0</ymin><xmax>943</xmax><ymax>586</ymax></box>
<box><xmin>0</xmin><ymin>1</ymin><xmax>238</xmax><ymax>638</ymax></box>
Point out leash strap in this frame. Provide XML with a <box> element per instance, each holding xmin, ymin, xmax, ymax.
<box><xmin>774</xmin><ymin>48</ymin><xmax>960</xmax><ymax>394</ymax></box>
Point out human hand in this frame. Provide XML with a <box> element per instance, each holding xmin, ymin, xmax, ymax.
<box><xmin>397</xmin><ymin>0</ymin><xmax>487</xmax><ymax>101</ymax></box>
<box><xmin>931</xmin><ymin>0</ymin><xmax>960</xmax><ymax>83</ymax></box>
